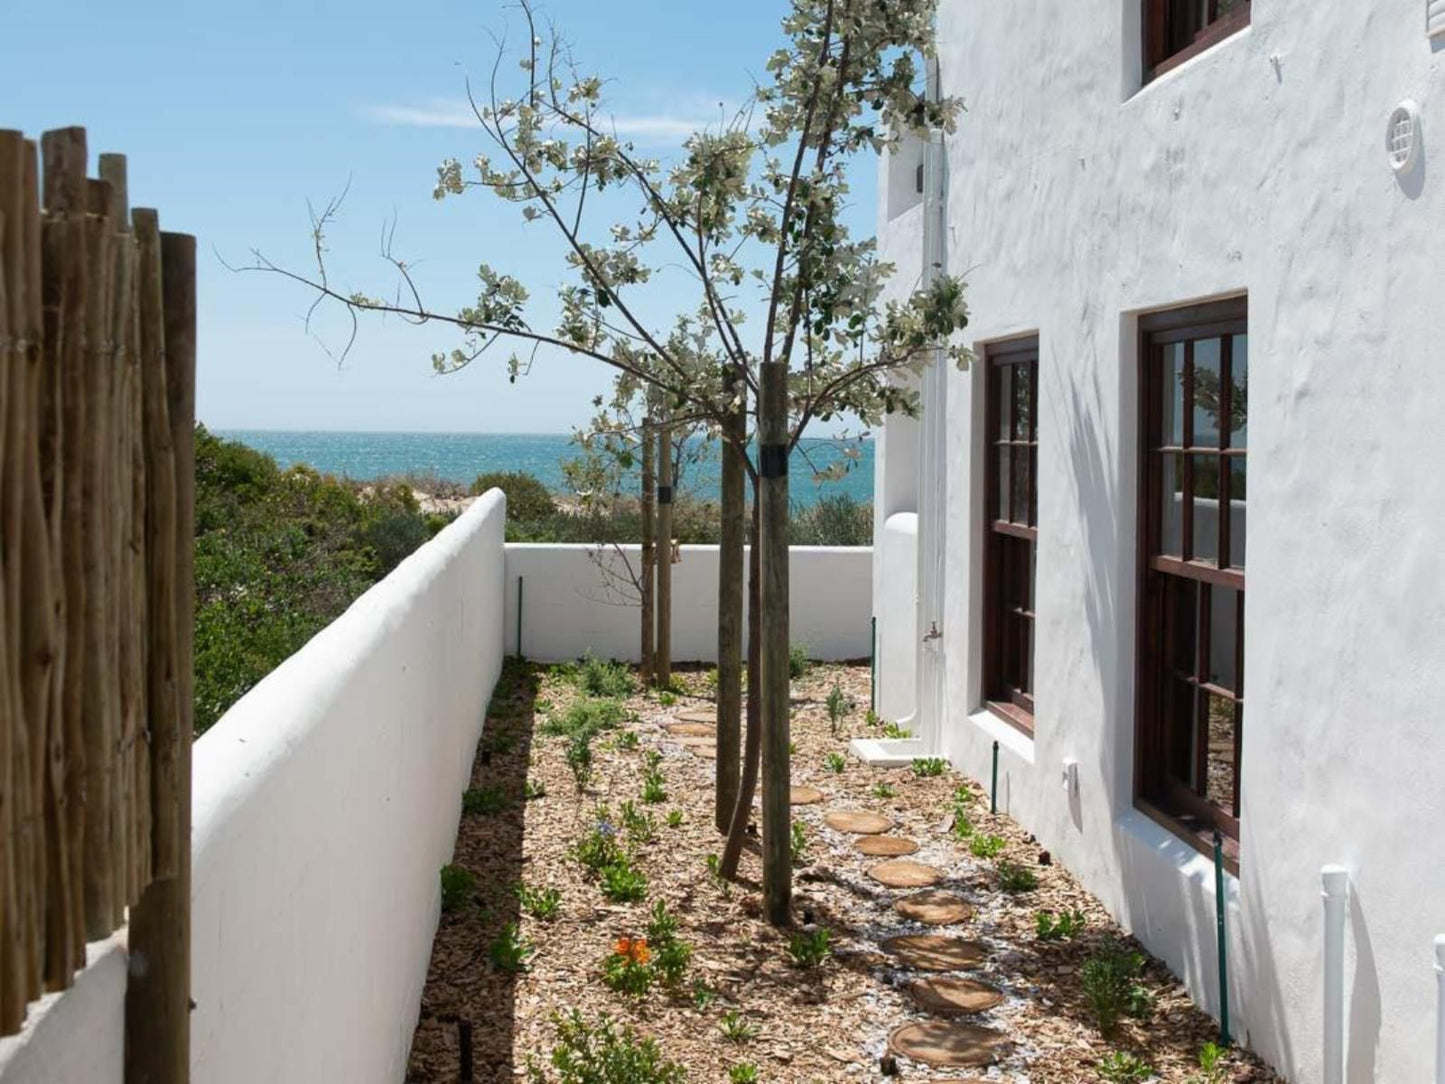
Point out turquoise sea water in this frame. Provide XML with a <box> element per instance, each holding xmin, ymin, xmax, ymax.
<box><xmin>217</xmin><ymin>430</ymin><xmax>875</xmax><ymax>507</ymax></box>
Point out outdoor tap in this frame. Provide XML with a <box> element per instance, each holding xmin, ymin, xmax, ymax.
<box><xmin>923</xmin><ymin>622</ymin><xmax>941</xmax><ymax>643</ymax></box>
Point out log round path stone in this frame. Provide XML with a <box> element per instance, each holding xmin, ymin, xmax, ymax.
<box><xmin>675</xmin><ymin>708</ymin><xmax>716</xmax><ymax>724</ymax></box>
<box><xmin>823</xmin><ymin>810</ymin><xmax>893</xmax><ymax>835</ymax></box>
<box><xmin>881</xmin><ymin>933</ymin><xmax>987</xmax><ymax>970</ymax></box>
<box><xmin>868</xmin><ymin>859</ymin><xmax>942</xmax><ymax>889</ymax></box>
<box><xmin>689</xmin><ymin>744</ymin><xmax>717</xmax><ymax>760</ymax></box>
<box><xmin>887</xmin><ymin>1021</ymin><xmax>1005</xmax><ymax>1069</ymax></box>
<box><xmin>906</xmin><ymin>975</ymin><xmax>1005</xmax><ymax>1015</ymax></box>
<box><xmin>676</xmin><ymin>736</ymin><xmax>715</xmax><ymax>750</ymax></box>
<box><xmin>894</xmin><ymin>890</ymin><xmax>974</xmax><ymax>926</ymax></box>
<box><xmin>791</xmin><ymin>785</ymin><xmax>825</xmax><ymax>806</ymax></box>
<box><xmin>855</xmin><ymin>835</ymin><xmax>919</xmax><ymax>857</ymax></box>
<box><xmin>665</xmin><ymin>722</ymin><xmax>716</xmax><ymax>738</ymax></box>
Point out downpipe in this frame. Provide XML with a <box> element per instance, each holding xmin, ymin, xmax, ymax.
<box><xmin>1321</xmin><ymin>865</ymin><xmax>1350</xmax><ymax>1084</ymax></box>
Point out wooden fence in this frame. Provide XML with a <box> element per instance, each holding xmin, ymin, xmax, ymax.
<box><xmin>0</xmin><ymin>125</ymin><xmax>195</xmax><ymax>1062</ymax></box>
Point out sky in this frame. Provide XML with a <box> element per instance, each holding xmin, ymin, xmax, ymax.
<box><xmin>1</xmin><ymin>0</ymin><xmax>880</xmax><ymax>435</ymax></box>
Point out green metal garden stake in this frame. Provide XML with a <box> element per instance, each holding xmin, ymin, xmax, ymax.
<box><xmin>1213</xmin><ymin>827</ymin><xmax>1232</xmax><ymax>1045</ymax></box>
<box><xmin>869</xmin><ymin>617</ymin><xmax>877</xmax><ymax>712</ymax></box>
<box><xmin>516</xmin><ymin>576</ymin><xmax>524</xmax><ymax>658</ymax></box>
<box><xmin>990</xmin><ymin>740</ymin><xmax>999</xmax><ymax>814</ymax></box>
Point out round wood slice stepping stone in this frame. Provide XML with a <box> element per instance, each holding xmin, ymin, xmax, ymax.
<box><xmin>676</xmin><ymin>735</ymin><xmax>715</xmax><ymax>749</ymax></box>
<box><xmin>907</xmin><ymin>976</ymin><xmax>1005</xmax><ymax>1015</ymax></box>
<box><xmin>689</xmin><ymin>744</ymin><xmax>717</xmax><ymax>759</ymax></box>
<box><xmin>894</xmin><ymin>890</ymin><xmax>974</xmax><ymax>926</ymax></box>
<box><xmin>665</xmin><ymin>722</ymin><xmax>716</xmax><ymax>737</ymax></box>
<box><xmin>887</xmin><ymin>1020</ymin><xmax>1004</xmax><ymax>1069</ymax></box>
<box><xmin>675</xmin><ymin>708</ymin><xmax>716</xmax><ymax>724</ymax></box>
<box><xmin>791</xmin><ymin>785</ymin><xmax>825</xmax><ymax>805</ymax></box>
<box><xmin>881</xmin><ymin>934</ymin><xmax>987</xmax><ymax>970</ymax></box>
<box><xmin>856</xmin><ymin>835</ymin><xmax>919</xmax><ymax>857</ymax></box>
<box><xmin>823</xmin><ymin>810</ymin><xmax>893</xmax><ymax>835</ymax></box>
<box><xmin>868</xmin><ymin>859</ymin><xmax>943</xmax><ymax>889</ymax></box>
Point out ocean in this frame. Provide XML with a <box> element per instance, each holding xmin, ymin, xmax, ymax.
<box><xmin>217</xmin><ymin>430</ymin><xmax>875</xmax><ymax>507</ymax></box>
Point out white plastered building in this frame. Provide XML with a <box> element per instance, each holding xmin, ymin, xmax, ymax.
<box><xmin>865</xmin><ymin>3</ymin><xmax>1445</xmax><ymax>1081</ymax></box>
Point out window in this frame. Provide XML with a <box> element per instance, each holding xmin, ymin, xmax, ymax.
<box><xmin>983</xmin><ymin>337</ymin><xmax>1038</xmax><ymax>734</ymax></box>
<box><xmin>1136</xmin><ymin>299</ymin><xmax>1247</xmax><ymax>867</ymax></box>
<box><xmin>1144</xmin><ymin>0</ymin><xmax>1251</xmax><ymax>81</ymax></box>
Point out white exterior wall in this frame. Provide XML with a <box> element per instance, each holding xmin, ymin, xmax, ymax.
<box><xmin>876</xmin><ymin>514</ymin><xmax>918</xmax><ymax>723</ymax></box>
<box><xmin>505</xmin><ymin>544</ymin><xmax>872</xmax><ymax>663</ymax></box>
<box><xmin>879</xmin><ymin>3</ymin><xmax>1445</xmax><ymax>1081</ymax></box>
<box><xmin>0</xmin><ymin>490</ymin><xmax>508</xmax><ymax>1084</ymax></box>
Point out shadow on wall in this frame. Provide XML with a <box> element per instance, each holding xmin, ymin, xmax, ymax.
<box><xmin>405</xmin><ymin>659</ymin><xmax>539</xmax><ymax>1082</ymax></box>
<box><xmin>1346</xmin><ymin>891</ymin><xmax>1381</xmax><ymax>1083</ymax></box>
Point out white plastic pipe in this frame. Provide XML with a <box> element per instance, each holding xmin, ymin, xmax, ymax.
<box><xmin>1321</xmin><ymin>866</ymin><xmax>1350</xmax><ymax>1084</ymax></box>
<box><xmin>1435</xmin><ymin>934</ymin><xmax>1445</xmax><ymax>1084</ymax></box>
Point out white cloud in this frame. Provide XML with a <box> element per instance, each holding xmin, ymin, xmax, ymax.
<box><xmin>362</xmin><ymin>98</ymin><xmax>726</xmax><ymax>142</ymax></box>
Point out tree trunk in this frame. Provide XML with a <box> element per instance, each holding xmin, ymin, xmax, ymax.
<box><xmin>654</xmin><ymin>407</ymin><xmax>673</xmax><ymax>688</ymax></box>
<box><xmin>757</xmin><ymin>360</ymin><xmax>791</xmax><ymax>926</ymax></box>
<box><xmin>714</xmin><ymin>382</ymin><xmax>746</xmax><ymax>833</ymax></box>
<box><xmin>639</xmin><ymin>412</ymin><xmax>655</xmax><ymax>686</ymax></box>
<box><xmin>719</xmin><ymin>497</ymin><xmax>760</xmax><ymax>879</ymax></box>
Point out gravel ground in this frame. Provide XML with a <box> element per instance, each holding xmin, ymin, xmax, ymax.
<box><xmin>404</xmin><ymin>659</ymin><xmax>1281</xmax><ymax>1084</ymax></box>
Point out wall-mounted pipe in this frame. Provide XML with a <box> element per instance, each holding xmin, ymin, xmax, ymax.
<box><xmin>1321</xmin><ymin>865</ymin><xmax>1350</xmax><ymax>1084</ymax></box>
<box><xmin>1435</xmin><ymin>934</ymin><xmax>1445</xmax><ymax>1084</ymax></box>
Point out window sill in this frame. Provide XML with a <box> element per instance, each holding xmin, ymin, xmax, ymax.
<box><xmin>985</xmin><ymin>700</ymin><xmax>1035</xmax><ymax>739</ymax></box>
<box><xmin>967</xmin><ymin>708</ymin><xmax>1036</xmax><ymax>766</ymax></box>
<box><xmin>1134</xmin><ymin>797</ymin><xmax>1240</xmax><ymax>877</ymax></box>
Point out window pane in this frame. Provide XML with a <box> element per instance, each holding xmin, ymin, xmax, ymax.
<box><xmin>1011</xmin><ymin>446</ymin><xmax>1030</xmax><ymax>526</ymax></box>
<box><xmin>1192</xmin><ymin>454</ymin><xmax>1220</xmax><ymax>563</ymax></box>
<box><xmin>1028</xmin><ymin>445</ymin><xmax>1039</xmax><ymax>527</ymax></box>
<box><xmin>997</xmin><ymin>365</ymin><xmax>1012</xmax><ymax>440</ymax></box>
<box><xmin>1207</xmin><ymin>586</ymin><xmax>1239</xmax><ymax>692</ymax></box>
<box><xmin>1024</xmin><ymin>617</ymin><xmax>1035</xmax><ymax>696</ymax></box>
<box><xmin>996</xmin><ymin>445</ymin><xmax>1010</xmax><ymax>521</ymax></box>
<box><xmin>1230</xmin><ymin>334</ymin><xmax>1248</xmax><ymax>449</ymax></box>
<box><xmin>1014</xmin><ymin>362</ymin><xmax>1033</xmax><ymax>441</ymax></box>
<box><xmin>1160</xmin><ymin>454</ymin><xmax>1183</xmax><ymax>557</ymax></box>
<box><xmin>1228</xmin><ymin>458</ymin><xmax>1246</xmax><ymax>569</ymax></box>
<box><xmin>1166</xmin><ymin>678</ymin><xmax>1197</xmax><ymax>787</ymax></box>
<box><xmin>1204</xmin><ymin>693</ymin><xmax>1239</xmax><ymax>816</ymax></box>
<box><xmin>1161</xmin><ymin>343</ymin><xmax>1184</xmax><ymax>447</ymax></box>
<box><xmin>1165</xmin><ymin>576</ymin><xmax>1197</xmax><ymax>675</ymax></box>
<box><xmin>1192</xmin><ymin>338</ymin><xmax>1223</xmax><ymax>447</ymax></box>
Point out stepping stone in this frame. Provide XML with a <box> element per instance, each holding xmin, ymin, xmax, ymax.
<box><xmin>856</xmin><ymin>835</ymin><xmax>919</xmax><ymax>857</ymax></box>
<box><xmin>868</xmin><ymin>860</ymin><xmax>943</xmax><ymax>889</ymax></box>
<box><xmin>676</xmin><ymin>736</ymin><xmax>715</xmax><ymax>750</ymax></box>
<box><xmin>907</xmin><ymin>976</ymin><xmax>1005</xmax><ymax>1015</ymax></box>
<box><xmin>887</xmin><ymin>1020</ymin><xmax>1005</xmax><ymax>1069</ymax></box>
<box><xmin>675</xmin><ymin>708</ymin><xmax>716</xmax><ymax>724</ymax></box>
<box><xmin>881</xmin><ymin>934</ymin><xmax>987</xmax><ymax>971</ymax></box>
<box><xmin>894</xmin><ymin>890</ymin><xmax>974</xmax><ymax>926</ymax></box>
<box><xmin>791</xmin><ymin>785</ymin><xmax>825</xmax><ymax>805</ymax></box>
<box><xmin>689</xmin><ymin>745</ymin><xmax>717</xmax><ymax>760</ymax></box>
<box><xmin>823</xmin><ymin>810</ymin><xmax>893</xmax><ymax>835</ymax></box>
<box><xmin>666</xmin><ymin>722</ymin><xmax>716</xmax><ymax>738</ymax></box>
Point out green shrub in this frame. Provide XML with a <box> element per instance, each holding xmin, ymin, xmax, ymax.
<box><xmin>574</xmin><ymin>814</ymin><xmax>623</xmax><ymax>873</ymax></box>
<box><xmin>646</xmin><ymin>900</ymin><xmax>692</xmax><ymax>986</ymax></box>
<box><xmin>789</xmin><ymin>494</ymin><xmax>872</xmax><ymax>546</ymax></box>
<box><xmin>872</xmin><ymin>782</ymin><xmax>897</xmax><ymax>799</ymax></box>
<box><xmin>1097</xmin><ymin>1050</ymin><xmax>1153</xmax><ymax>1083</ymax></box>
<box><xmin>565</xmin><ymin>732</ymin><xmax>593</xmax><ymax>791</ymax></box>
<box><xmin>996</xmin><ymin>860</ymin><xmax>1038</xmax><ymax>893</ymax></box>
<box><xmin>790</xmin><ymin>821</ymin><xmax>809</xmax><ymax>865</ymax></box>
<box><xmin>525</xmin><ymin>778</ymin><xmax>548</xmax><ymax>800</ymax></box>
<box><xmin>969</xmin><ymin>833</ymin><xmax>1006</xmax><ymax>859</ymax></box>
<box><xmin>824</xmin><ymin>752</ymin><xmax>847</xmax><ymax>773</ymax></box>
<box><xmin>577</xmin><ymin>654</ymin><xmax>635</xmax><ymax>698</ymax></box>
<box><xmin>463</xmin><ymin>784</ymin><xmax>510</xmax><ymax>816</ymax></box>
<box><xmin>527</xmin><ymin>1011</ymin><xmax>686</xmax><ymax>1084</ymax></box>
<box><xmin>825</xmin><ymin>683</ymin><xmax>848</xmax><ymax>736</ymax></box>
<box><xmin>719</xmin><ymin>1010</ymin><xmax>759</xmax><ymax>1044</ymax></box>
<box><xmin>641</xmin><ymin>765</ymin><xmax>667</xmax><ymax>804</ymax></box>
<box><xmin>543</xmin><ymin>697</ymin><xmax>628</xmax><ymax>740</ymax></box>
<box><xmin>786</xmin><ymin>928</ymin><xmax>832</xmax><ymax>969</ymax></box>
<box><xmin>601</xmin><ymin>944</ymin><xmax>653</xmax><ymax>998</ymax></box>
<box><xmin>729</xmin><ymin>1064</ymin><xmax>759</xmax><ymax>1084</ymax></box>
<box><xmin>880</xmin><ymin>721</ymin><xmax>912</xmax><ymax>739</ymax></box>
<box><xmin>1081</xmin><ymin>941</ymin><xmax>1151</xmax><ymax>1036</ymax></box>
<box><xmin>788</xmin><ymin>644</ymin><xmax>810</xmax><ymax>680</ymax></box>
<box><xmin>439</xmin><ymin>864</ymin><xmax>475</xmax><ymax>912</ymax></box>
<box><xmin>517</xmin><ymin>882</ymin><xmax>562</xmax><ymax>921</ymax></box>
<box><xmin>471</xmin><ymin>470</ymin><xmax>557</xmax><ymax>521</ymax></box>
<box><xmin>1036</xmin><ymin>908</ymin><xmax>1087</xmax><ymax>942</ymax></box>
<box><xmin>619</xmin><ymin>800</ymin><xmax>657</xmax><ymax>846</ymax></box>
<box><xmin>664</xmin><ymin>810</ymin><xmax>684</xmax><ymax>828</ymax></box>
<box><xmin>912</xmin><ymin>757</ymin><xmax>947</xmax><ymax>778</ymax></box>
<box><xmin>600</xmin><ymin>856</ymin><xmax>648</xmax><ymax>903</ymax></box>
<box><xmin>489</xmin><ymin>922</ymin><xmax>535</xmax><ymax>973</ymax></box>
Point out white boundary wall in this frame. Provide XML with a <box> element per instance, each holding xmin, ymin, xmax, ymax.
<box><xmin>504</xmin><ymin>544</ymin><xmax>872</xmax><ymax>663</ymax></box>
<box><xmin>0</xmin><ymin>490</ymin><xmax>508</xmax><ymax>1084</ymax></box>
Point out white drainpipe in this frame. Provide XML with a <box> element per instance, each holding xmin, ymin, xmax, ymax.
<box><xmin>1435</xmin><ymin>934</ymin><xmax>1445</xmax><ymax>1084</ymax></box>
<box><xmin>1321</xmin><ymin>866</ymin><xmax>1350</xmax><ymax>1084</ymax></box>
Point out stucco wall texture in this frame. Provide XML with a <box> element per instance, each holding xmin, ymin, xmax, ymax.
<box><xmin>875</xmin><ymin>3</ymin><xmax>1445</xmax><ymax>1080</ymax></box>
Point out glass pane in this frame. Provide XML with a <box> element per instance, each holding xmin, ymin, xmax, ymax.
<box><xmin>996</xmin><ymin>445</ymin><xmax>1010</xmax><ymax>521</ymax></box>
<box><xmin>1011</xmin><ymin>446</ymin><xmax>1030</xmax><ymax>526</ymax></box>
<box><xmin>1160</xmin><ymin>343</ymin><xmax>1184</xmax><ymax>447</ymax></box>
<box><xmin>1014</xmin><ymin>362</ymin><xmax>1033</xmax><ymax>441</ymax></box>
<box><xmin>1024</xmin><ymin>617</ymin><xmax>1035</xmax><ymax>696</ymax></box>
<box><xmin>1166</xmin><ymin>577</ymin><xmax>1197</xmax><ymax>675</ymax></box>
<box><xmin>1191</xmin><ymin>338</ymin><xmax>1223</xmax><ymax>447</ymax></box>
<box><xmin>1207</xmin><ymin>586</ymin><xmax>1239</xmax><ymax>692</ymax></box>
<box><xmin>1204</xmin><ymin>693</ymin><xmax>1238</xmax><ymax>816</ymax></box>
<box><xmin>1230</xmin><ymin>334</ymin><xmax>1248</xmax><ymax>449</ymax></box>
<box><xmin>1028</xmin><ymin>446</ymin><xmax>1039</xmax><ymax>527</ymax></box>
<box><xmin>1192</xmin><ymin>454</ymin><xmax>1220</xmax><ymax>563</ymax></box>
<box><xmin>1217</xmin><ymin>0</ymin><xmax>1246</xmax><ymax>17</ymax></box>
<box><xmin>1228</xmin><ymin>458</ymin><xmax>1246</xmax><ymax>569</ymax></box>
<box><xmin>996</xmin><ymin>365</ymin><xmax>1012</xmax><ymax>440</ymax></box>
<box><xmin>1166</xmin><ymin>679</ymin><xmax>1197</xmax><ymax>788</ymax></box>
<box><xmin>1160</xmin><ymin>454</ymin><xmax>1183</xmax><ymax>557</ymax></box>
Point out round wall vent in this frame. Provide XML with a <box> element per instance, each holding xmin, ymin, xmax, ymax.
<box><xmin>1387</xmin><ymin>100</ymin><xmax>1422</xmax><ymax>174</ymax></box>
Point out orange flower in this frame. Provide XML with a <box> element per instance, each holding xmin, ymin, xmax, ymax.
<box><xmin>614</xmin><ymin>937</ymin><xmax>650</xmax><ymax>965</ymax></box>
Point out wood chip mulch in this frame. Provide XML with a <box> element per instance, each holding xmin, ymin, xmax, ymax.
<box><xmin>404</xmin><ymin>659</ymin><xmax>1282</xmax><ymax>1083</ymax></box>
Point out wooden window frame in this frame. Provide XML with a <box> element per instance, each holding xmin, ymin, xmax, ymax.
<box><xmin>1143</xmin><ymin>0</ymin><xmax>1251</xmax><ymax>83</ymax></box>
<box><xmin>983</xmin><ymin>336</ymin><xmax>1039</xmax><ymax>735</ymax></box>
<box><xmin>1134</xmin><ymin>298</ymin><xmax>1247</xmax><ymax>872</ymax></box>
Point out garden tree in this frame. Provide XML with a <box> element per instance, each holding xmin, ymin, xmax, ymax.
<box><xmin>254</xmin><ymin>0</ymin><xmax>970</xmax><ymax>925</ymax></box>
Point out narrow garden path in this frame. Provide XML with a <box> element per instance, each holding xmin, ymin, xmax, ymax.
<box><xmin>405</xmin><ymin>660</ymin><xmax>1279</xmax><ymax>1083</ymax></box>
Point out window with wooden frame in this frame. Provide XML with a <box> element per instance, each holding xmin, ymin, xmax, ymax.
<box><xmin>1144</xmin><ymin>0</ymin><xmax>1251</xmax><ymax>81</ymax></box>
<box><xmin>983</xmin><ymin>337</ymin><xmax>1039</xmax><ymax>734</ymax></box>
<box><xmin>1136</xmin><ymin>298</ymin><xmax>1247</xmax><ymax>868</ymax></box>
